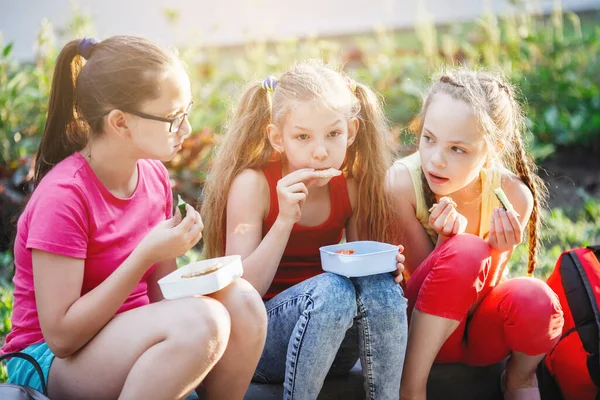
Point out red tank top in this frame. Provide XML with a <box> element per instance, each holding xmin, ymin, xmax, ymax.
<box><xmin>262</xmin><ymin>161</ymin><xmax>353</xmax><ymax>299</ymax></box>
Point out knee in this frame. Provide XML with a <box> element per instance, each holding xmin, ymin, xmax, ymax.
<box><xmin>354</xmin><ymin>274</ymin><xmax>407</xmax><ymax>312</ymax></box>
<box><xmin>438</xmin><ymin>234</ymin><xmax>491</xmax><ymax>288</ymax></box>
<box><xmin>168</xmin><ymin>297</ymin><xmax>231</xmax><ymax>359</ymax></box>
<box><xmin>217</xmin><ymin>278</ymin><xmax>268</xmax><ymax>341</ymax></box>
<box><xmin>307</xmin><ymin>273</ymin><xmax>357</xmax><ymax>319</ymax></box>
<box><xmin>499</xmin><ymin>278</ymin><xmax>564</xmax><ymax>341</ymax></box>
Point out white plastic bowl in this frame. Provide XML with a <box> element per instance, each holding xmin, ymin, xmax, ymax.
<box><xmin>319</xmin><ymin>241</ymin><xmax>398</xmax><ymax>277</ymax></box>
<box><xmin>158</xmin><ymin>255</ymin><xmax>243</xmax><ymax>299</ymax></box>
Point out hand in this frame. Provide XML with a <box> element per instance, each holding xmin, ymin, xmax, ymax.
<box><xmin>391</xmin><ymin>245</ymin><xmax>405</xmax><ymax>284</ymax></box>
<box><xmin>488</xmin><ymin>207</ymin><xmax>523</xmax><ymax>252</ymax></box>
<box><xmin>134</xmin><ymin>204</ymin><xmax>204</xmax><ymax>266</ymax></box>
<box><xmin>429</xmin><ymin>197</ymin><xmax>467</xmax><ymax>238</ymax></box>
<box><xmin>275</xmin><ymin>168</ymin><xmax>317</xmax><ymax>226</ymax></box>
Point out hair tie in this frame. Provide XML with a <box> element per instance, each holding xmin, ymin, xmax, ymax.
<box><xmin>262</xmin><ymin>76</ymin><xmax>278</xmax><ymax>92</ymax></box>
<box><xmin>77</xmin><ymin>37</ymin><xmax>99</xmax><ymax>60</ymax></box>
<box><xmin>345</xmin><ymin>76</ymin><xmax>357</xmax><ymax>92</ymax></box>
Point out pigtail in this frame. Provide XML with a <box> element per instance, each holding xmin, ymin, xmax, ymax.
<box><xmin>349</xmin><ymin>82</ymin><xmax>394</xmax><ymax>243</ymax></box>
<box><xmin>34</xmin><ymin>40</ymin><xmax>88</xmax><ymax>185</ymax></box>
<box><xmin>497</xmin><ymin>81</ymin><xmax>548</xmax><ymax>276</ymax></box>
<box><xmin>509</xmin><ymin>115</ymin><xmax>548</xmax><ymax>276</ymax></box>
<box><xmin>201</xmin><ymin>82</ymin><xmax>275</xmax><ymax>259</ymax></box>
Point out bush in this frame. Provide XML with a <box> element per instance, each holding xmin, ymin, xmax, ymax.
<box><xmin>508</xmin><ymin>197</ymin><xmax>600</xmax><ymax>278</ymax></box>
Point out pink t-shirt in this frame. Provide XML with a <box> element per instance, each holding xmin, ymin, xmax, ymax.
<box><xmin>2</xmin><ymin>152</ymin><xmax>173</xmax><ymax>354</ymax></box>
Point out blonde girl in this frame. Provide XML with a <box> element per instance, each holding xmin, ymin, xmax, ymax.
<box><xmin>202</xmin><ymin>60</ymin><xmax>408</xmax><ymax>399</ymax></box>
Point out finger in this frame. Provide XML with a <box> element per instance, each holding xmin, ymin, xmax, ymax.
<box><xmin>187</xmin><ymin>220</ymin><xmax>204</xmax><ymax>244</ymax></box>
<box><xmin>440</xmin><ymin>210</ymin><xmax>457</xmax><ymax>236</ymax></box>
<box><xmin>175</xmin><ymin>211</ymin><xmax>195</xmax><ymax>234</ymax></box>
<box><xmin>169</xmin><ymin>210</ymin><xmax>183</xmax><ymax>227</ymax></box>
<box><xmin>194</xmin><ymin>229</ymin><xmax>203</xmax><ymax>245</ymax></box>
<box><xmin>506</xmin><ymin>210</ymin><xmax>523</xmax><ymax>243</ymax></box>
<box><xmin>398</xmin><ymin>244</ymin><xmax>405</xmax><ymax>253</ymax></box>
<box><xmin>431</xmin><ymin>203</ymin><xmax>453</xmax><ymax>230</ymax></box>
<box><xmin>430</xmin><ymin>201</ymin><xmax>450</xmax><ymax>220</ymax></box>
<box><xmin>497</xmin><ymin>208</ymin><xmax>514</xmax><ymax>245</ymax></box>
<box><xmin>185</xmin><ymin>204</ymin><xmax>201</xmax><ymax>224</ymax></box>
<box><xmin>396</xmin><ymin>252</ymin><xmax>406</xmax><ymax>264</ymax></box>
<box><xmin>394</xmin><ymin>267</ymin><xmax>404</xmax><ymax>283</ymax></box>
<box><xmin>286</xmin><ymin>182</ymin><xmax>309</xmax><ymax>196</ymax></box>
<box><xmin>493</xmin><ymin>209</ymin><xmax>508</xmax><ymax>245</ymax></box>
<box><xmin>489</xmin><ymin>212</ymin><xmax>499</xmax><ymax>246</ymax></box>
<box><xmin>451</xmin><ymin>216</ymin><xmax>461</xmax><ymax>235</ymax></box>
<box><xmin>288</xmin><ymin>192</ymin><xmax>307</xmax><ymax>203</ymax></box>
<box><xmin>279</xmin><ymin>168</ymin><xmax>317</xmax><ymax>185</ymax></box>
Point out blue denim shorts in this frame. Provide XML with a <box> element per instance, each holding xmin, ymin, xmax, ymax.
<box><xmin>7</xmin><ymin>342</ymin><xmax>55</xmax><ymax>394</ymax></box>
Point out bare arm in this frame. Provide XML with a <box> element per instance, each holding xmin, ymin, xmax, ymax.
<box><xmin>33</xmin><ymin>206</ymin><xmax>203</xmax><ymax>359</ymax></box>
<box><xmin>146</xmin><ymin>258</ymin><xmax>178</xmax><ymax>303</ymax></box>
<box><xmin>344</xmin><ymin>178</ymin><xmax>359</xmax><ymax>242</ymax></box>
<box><xmin>486</xmin><ymin>173</ymin><xmax>534</xmax><ymax>283</ymax></box>
<box><xmin>386</xmin><ymin>162</ymin><xmax>435</xmax><ymax>276</ymax></box>
<box><xmin>225</xmin><ymin>169</ymin><xmax>288</xmax><ymax>296</ymax></box>
<box><xmin>33</xmin><ymin>250</ymin><xmax>151</xmax><ymax>358</ymax></box>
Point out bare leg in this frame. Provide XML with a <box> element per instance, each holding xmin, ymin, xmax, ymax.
<box><xmin>505</xmin><ymin>351</ymin><xmax>544</xmax><ymax>390</ymax></box>
<box><xmin>48</xmin><ymin>296</ymin><xmax>231</xmax><ymax>400</ymax></box>
<box><xmin>399</xmin><ymin>310</ymin><xmax>460</xmax><ymax>400</ymax></box>
<box><xmin>201</xmin><ymin>279</ymin><xmax>268</xmax><ymax>400</ymax></box>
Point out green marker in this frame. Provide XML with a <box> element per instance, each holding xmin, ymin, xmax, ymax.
<box><xmin>177</xmin><ymin>194</ymin><xmax>187</xmax><ymax>218</ymax></box>
<box><xmin>493</xmin><ymin>188</ymin><xmax>514</xmax><ymax>212</ymax></box>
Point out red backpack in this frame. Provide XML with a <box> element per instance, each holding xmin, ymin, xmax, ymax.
<box><xmin>538</xmin><ymin>246</ymin><xmax>600</xmax><ymax>400</ymax></box>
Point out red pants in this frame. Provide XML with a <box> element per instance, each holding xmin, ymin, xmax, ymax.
<box><xmin>405</xmin><ymin>234</ymin><xmax>564</xmax><ymax>366</ymax></box>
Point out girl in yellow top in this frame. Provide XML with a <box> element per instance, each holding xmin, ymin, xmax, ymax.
<box><xmin>387</xmin><ymin>68</ymin><xmax>564</xmax><ymax>400</ymax></box>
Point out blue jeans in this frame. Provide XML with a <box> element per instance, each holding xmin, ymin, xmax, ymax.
<box><xmin>253</xmin><ymin>272</ymin><xmax>408</xmax><ymax>400</ymax></box>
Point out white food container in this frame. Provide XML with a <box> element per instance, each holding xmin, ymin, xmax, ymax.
<box><xmin>319</xmin><ymin>241</ymin><xmax>398</xmax><ymax>277</ymax></box>
<box><xmin>158</xmin><ymin>255</ymin><xmax>243</xmax><ymax>299</ymax></box>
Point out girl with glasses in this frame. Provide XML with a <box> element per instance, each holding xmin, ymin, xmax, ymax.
<box><xmin>2</xmin><ymin>36</ymin><xmax>267</xmax><ymax>400</ymax></box>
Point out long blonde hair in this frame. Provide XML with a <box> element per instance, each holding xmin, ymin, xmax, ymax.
<box><xmin>202</xmin><ymin>60</ymin><xmax>394</xmax><ymax>258</ymax></box>
<box><xmin>412</xmin><ymin>67</ymin><xmax>547</xmax><ymax>275</ymax></box>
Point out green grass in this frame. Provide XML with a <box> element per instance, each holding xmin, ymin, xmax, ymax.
<box><xmin>507</xmin><ymin>197</ymin><xmax>600</xmax><ymax>278</ymax></box>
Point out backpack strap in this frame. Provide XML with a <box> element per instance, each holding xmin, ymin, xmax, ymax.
<box><xmin>0</xmin><ymin>352</ymin><xmax>48</xmax><ymax>395</ymax></box>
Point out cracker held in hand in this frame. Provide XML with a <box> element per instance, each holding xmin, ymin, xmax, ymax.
<box><xmin>428</xmin><ymin>197</ymin><xmax>457</xmax><ymax>213</ymax></box>
<box><xmin>315</xmin><ymin>168</ymin><xmax>342</xmax><ymax>179</ymax></box>
<box><xmin>181</xmin><ymin>262</ymin><xmax>223</xmax><ymax>279</ymax></box>
<box><xmin>493</xmin><ymin>188</ymin><xmax>515</xmax><ymax>212</ymax></box>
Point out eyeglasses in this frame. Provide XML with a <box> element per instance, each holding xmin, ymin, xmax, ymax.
<box><xmin>120</xmin><ymin>102</ymin><xmax>194</xmax><ymax>133</ymax></box>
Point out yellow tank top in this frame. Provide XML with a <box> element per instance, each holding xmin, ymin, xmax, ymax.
<box><xmin>396</xmin><ymin>152</ymin><xmax>502</xmax><ymax>243</ymax></box>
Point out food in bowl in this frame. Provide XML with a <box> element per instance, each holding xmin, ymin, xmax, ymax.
<box><xmin>181</xmin><ymin>262</ymin><xmax>223</xmax><ymax>279</ymax></box>
<box><xmin>335</xmin><ymin>249</ymin><xmax>356</xmax><ymax>255</ymax></box>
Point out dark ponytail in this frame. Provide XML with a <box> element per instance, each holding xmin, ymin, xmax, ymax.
<box><xmin>34</xmin><ymin>40</ymin><xmax>87</xmax><ymax>185</ymax></box>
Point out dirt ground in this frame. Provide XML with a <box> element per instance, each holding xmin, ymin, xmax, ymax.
<box><xmin>539</xmin><ymin>144</ymin><xmax>600</xmax><ymax>212</ymax></box>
